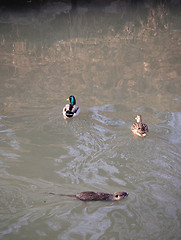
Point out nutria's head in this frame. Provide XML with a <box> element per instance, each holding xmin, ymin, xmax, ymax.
<box><xmin>113</xmin><ymin>192</ymin><xmax>129</xmax><ymax>200</ymax></box>
<box><xmin>135</xmin><ymin>115</ymin><xmax>142</xmax><ymax>123</ymax></box>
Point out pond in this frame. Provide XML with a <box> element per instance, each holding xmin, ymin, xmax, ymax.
<box><xmin>0</xmin><ymin>1</ymin><xmax>181</xmax><ymax>239</ymax></box>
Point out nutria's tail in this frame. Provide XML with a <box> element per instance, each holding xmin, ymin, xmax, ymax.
<box><xmin>48</xmin><ymin>192</ymin><xmax>76</xmax><ymax>198</ymax></box>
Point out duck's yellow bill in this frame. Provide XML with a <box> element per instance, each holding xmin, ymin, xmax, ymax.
<box><xmin>67</xmin><ymin>98</ymin><xmax>69</xmax><ymax>101</ymax></box>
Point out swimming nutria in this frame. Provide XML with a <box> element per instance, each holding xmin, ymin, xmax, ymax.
<box><xmin>49</xmin><ymin>191</ymin><xmax>128</xmax><ymax>201</ymax></box>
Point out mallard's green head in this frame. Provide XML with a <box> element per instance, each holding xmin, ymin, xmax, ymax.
<box><xmin>67</xmin><ymin>96</ymin><xmax>76</xmax><ymax>105</ymax></box>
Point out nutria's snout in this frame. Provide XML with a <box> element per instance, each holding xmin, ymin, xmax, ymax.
<box><xmin>113</xmin><ymin>192</ymin><xmax>129</xmax><ymax>200</ymax></box>
<box><xmin>121</xmin><ymin>192</ymin><xmax>129</xmax><ymax>199</ymax></box>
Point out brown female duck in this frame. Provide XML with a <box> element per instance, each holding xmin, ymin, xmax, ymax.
<box><xmin>131</xmin><ymin>115</ymin><xmax>149</xmax><ymax>137</ymax></box>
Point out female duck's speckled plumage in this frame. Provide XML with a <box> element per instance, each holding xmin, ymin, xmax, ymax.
<box><xmin>131</xmin><ymin>115</ymin><xmax>149</xmax><ymax>137</ymax></box>
<box><xmin>63</xmin><ymin>96</ymin><xmax>80</xmax><ymax>119</ymax></box>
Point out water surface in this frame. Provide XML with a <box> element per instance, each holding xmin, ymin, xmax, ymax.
<box><xmin>0</xmin><ymin>1</ymin><xmax>181</xmax><ymax>240</ymax></box>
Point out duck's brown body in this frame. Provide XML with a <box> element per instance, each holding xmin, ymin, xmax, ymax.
<box><xmin>49</xmin><ymin>191</ymin><xmax>128</xmax><ymax>201</ymax></box>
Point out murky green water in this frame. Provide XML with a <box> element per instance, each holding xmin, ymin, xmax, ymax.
<box><xmin>0</xmin><ymin>1</ymin><xmax>181</xmax><ymax>240</ymax></box>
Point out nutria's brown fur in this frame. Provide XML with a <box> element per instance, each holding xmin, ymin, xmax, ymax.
<box><xmin>49</xmin><ymin>191</ymin><xmax>128</xmax><ymax>201</ymax></box>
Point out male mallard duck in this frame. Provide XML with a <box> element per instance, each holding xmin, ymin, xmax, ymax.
<box><xmin>63</xmin><ymin>95</ymin><xmax>80</xmax><ymax>119</ymax></box>
<box><xmin>131</xmin><ymin>115</ymin><xmax>149</xmax><ymax>137</ymax></box>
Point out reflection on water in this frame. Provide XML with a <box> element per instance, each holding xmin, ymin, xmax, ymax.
<box><xmin>0</xmin><ymin>1</ymin><xmax>181</xmax><ymax>240</ymax></box>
